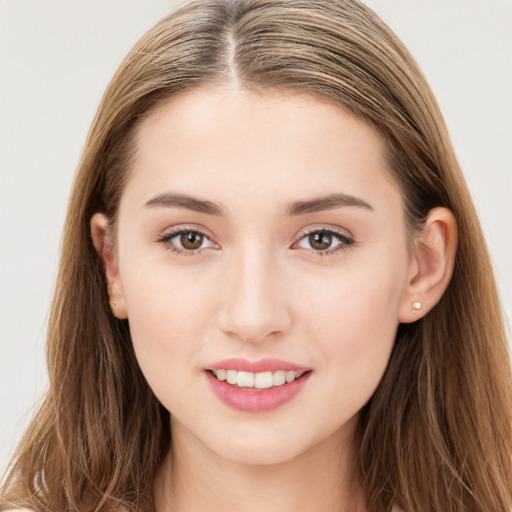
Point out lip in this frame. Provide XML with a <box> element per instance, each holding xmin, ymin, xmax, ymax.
<box><xmin>204</xmin><ymin>358</ymin><xmax>312</xmax><ymax>413</ymax></box>
<box><xmin>206</xmin><ymin>357</ymin><xmax>311</xmax><ymax>373</ymax></box>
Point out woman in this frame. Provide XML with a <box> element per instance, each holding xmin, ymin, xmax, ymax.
<box><xmin>1</xmin><ymin>1</ymin><xmax>511</xmax><ymax>511</ymax></box>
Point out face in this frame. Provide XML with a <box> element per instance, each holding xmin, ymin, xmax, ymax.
<box><xmin>105</xmin><ymin>87</ymin><xmax>414</xmax><ymax>465</ymax></box>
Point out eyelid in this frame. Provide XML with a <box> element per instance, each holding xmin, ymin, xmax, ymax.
<box><xmin>297</xmin><ymin>224</ymin><xmax>353</xmax><ymax>238</ymax></box>
<box><xmin>292</xmin><ymin>224</ymin><xmax>354</xmax><ymax>242</ymax></box>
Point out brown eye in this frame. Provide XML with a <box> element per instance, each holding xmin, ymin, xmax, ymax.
<box><xmin>294</xmin><ymin>228</ymin><xmax>354</xmax><ymax>255</ymax></box>
<box><xmin>180</xmin><ymin>231</ymin><xmax>204</xmax><ymax>250</ymax></box>
<box><xmin>308</xmin><ymin>232</ymin><xmax>332</xmax><ymax>251</ymax></box>
<box><xmin>157</xmin><ymin>229</ymin><xmax>214</xmax><ymax>254</ymax></box>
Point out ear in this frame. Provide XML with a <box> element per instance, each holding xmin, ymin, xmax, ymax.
<box><xmin>399</xmin><ymin>207</ymin><xmax>457</xmax><ymax>323</ymax></box>
<box><xmin>90</xmin><ymin>213</ymin><xmax>128</xmax><ymax>319</ymax></box>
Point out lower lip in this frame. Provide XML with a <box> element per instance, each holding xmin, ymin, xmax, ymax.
<box><xmin>205</xmin><ymin>371</ymin><xmax>311</xmax><ymax>413</ymax></box>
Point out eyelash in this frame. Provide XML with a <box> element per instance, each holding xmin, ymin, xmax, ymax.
<box><xmin>156</xmin><ymin>227</ymin><xmax>211</xmax><ymax>256</ymax></box>
<box><xmin>156</xmin><ymin>227</ymin><xmax>355</xmax><ymax>257</ymax></box>
<box><xmin>293</xmin><ymin>228</ymin><xmax>355</xmax><ymax>257</ymax></box>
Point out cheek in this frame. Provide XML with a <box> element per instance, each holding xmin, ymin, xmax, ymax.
<box><xmin>295</xmin><ymin>250</ymin><xmax>407</xmax><ymax>407</ymax></box>
<box><xmin>118</xmin><ymin>256</ymin><xmax>217</xmax><ymax>402</ymax></box>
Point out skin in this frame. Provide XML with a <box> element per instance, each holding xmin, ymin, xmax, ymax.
<box><xmin>92</xmin><ymin>87</ymin><xmax>457</xmax><ymax>511</ymax></box>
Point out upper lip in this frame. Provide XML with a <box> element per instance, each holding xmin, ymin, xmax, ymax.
<box><xmin>205</xmin><ymin>357</ymin><xmax>311</xmax><ymax>373</ymax></box>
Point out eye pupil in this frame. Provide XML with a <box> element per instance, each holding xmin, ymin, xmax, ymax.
<box><xmin>309</xmin><ymin>232</ymin><xmax>332</xmax><ymax>250</ymax></box>
<box><xmin>180</xmin><ymin>231</ymin><xmax>203</xmax><ymax>250</ymax></box>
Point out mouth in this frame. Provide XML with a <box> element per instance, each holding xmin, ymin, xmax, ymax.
<box><xmin>204</xmin><ymin>360</ymin><xmax>312</xmax><ymax>413</ymax></box>
<box><xmin>208</xmin><ymin>368</ymin><xmax>309</xmax><ymax>390</ymax></box>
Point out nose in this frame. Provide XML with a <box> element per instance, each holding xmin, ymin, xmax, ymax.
<box><xmin>217</xmin><ymin>246</ymin><xmax>292</xmax><ymax>343</ymax></box>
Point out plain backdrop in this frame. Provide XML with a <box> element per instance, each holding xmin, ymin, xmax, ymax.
<box><xmin>1</xmin><ymin>0</ymin><xmax>511</xmax><ymax>474</ymax></box>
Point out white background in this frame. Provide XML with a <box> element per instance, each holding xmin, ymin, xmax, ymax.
<box><xmin>1</xmin><ymin>0</ymin><xmax>511</xmax><ymax>474</ymax></box>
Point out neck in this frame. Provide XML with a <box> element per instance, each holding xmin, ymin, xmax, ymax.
<box><xmin>154</xmin><ymin>417</ymin><xmax>366</xmax><ymax>512</ymax></box>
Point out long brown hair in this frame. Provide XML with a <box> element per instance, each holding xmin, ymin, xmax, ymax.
<box><xmin>2</xmin><ymin>1</ymin><xmax>511</xmax><ymax>511</ymax></box>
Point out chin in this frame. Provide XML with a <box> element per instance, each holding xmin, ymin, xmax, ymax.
<box><xmin>198</xmin><ymin>418</ymin><xmax>340</xmax><ymax>467</ymax></box>
<box><xmin>212</xmin><ymin>438</ymin><xmax>307</xmax><ymax>466</ymax></box>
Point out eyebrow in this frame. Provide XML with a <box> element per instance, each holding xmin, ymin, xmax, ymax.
<box><xmin>285</xmin><ymin>193</ymin><xmax>373</xmax><ymax>215</ymax></box>
<box><xmin>144</xmin><ymin>192</ymin><xmax>373</xmax><ymax>216</ymax></box>
<box><xmin>145</xmin><ymin>193</ymin><xmax>224</xmax><ymax>216</ymax></box>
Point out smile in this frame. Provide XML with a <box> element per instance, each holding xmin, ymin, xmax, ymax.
<box><xmin>211</xmin><ymin>369</ymin><xmax>305</xmax><ymax>389</ymax></box>
<box><xmin>205</xmin><ymin>358</ymin><xmax>312</xmax><ymax>413</ymax></box>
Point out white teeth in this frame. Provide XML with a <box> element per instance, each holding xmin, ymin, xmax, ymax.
<box><xmin>254</xmin><ymin>371</ymin><xmax>273</xmax><ymax>389</ymax></box>
<box><xmin>236</xmin><ymin>371</ymin><xmax>254</xmax><ymax>388</ymax></box>
<box><xmin>272</xmin><ymin>370</ymin><xmax>286</xmax><ymax>386</ymax></box>
<box><xmin>212</xmin><ymin>369</ymin><xmax>306</xmax><ymax>389</ymax></box>
<box><xmin>285</xmin><ymin>371</ymin><xmax>296</xmax><ymax>383</ymax></box>
<box><xmin>226</xmin><ymin>370</ymin><xmax>237</xmax><ymax>385</ymax></box>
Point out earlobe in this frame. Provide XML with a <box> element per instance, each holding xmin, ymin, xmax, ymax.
<box><xmin>399</xmin><ymin>207</ymin><xmax>457</xmax><ymax>324</ymax></box>
<box><xmin>90</xmin><ymin>213</ymin><xmax>128</xmax><ymax>319</ymax></box>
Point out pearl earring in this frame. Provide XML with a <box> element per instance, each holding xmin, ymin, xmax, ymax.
<box><xmin>411</xmin><ymin>301</ymin><xmax>422</xmax><ymax>314</ymax></box>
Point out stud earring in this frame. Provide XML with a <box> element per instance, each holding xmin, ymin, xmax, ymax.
<box><xmin>411</xmin><ymin>300</ymin><xmax>422</xmax><ymax>314</ymax></box>
<box><xmin>112</xmin><ymin>301</ymin><xmax>119</xmax><ymax>308</ymax></box>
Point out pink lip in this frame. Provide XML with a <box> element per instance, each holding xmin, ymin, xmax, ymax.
<box><xmin>204</xmin><ymin>358</ymin><xmax>312</xmax><ymax>413</ymax></box>
<box><xmin>206</xmin><ymin>357</ymin><xmax>310</xmax><ymax>373</ymax></box>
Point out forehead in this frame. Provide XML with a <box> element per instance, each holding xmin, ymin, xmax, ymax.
<box><xmin>123</xmin><ymin>86</ymin><xmax>399</xmax><ymax>213</ymax></box>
